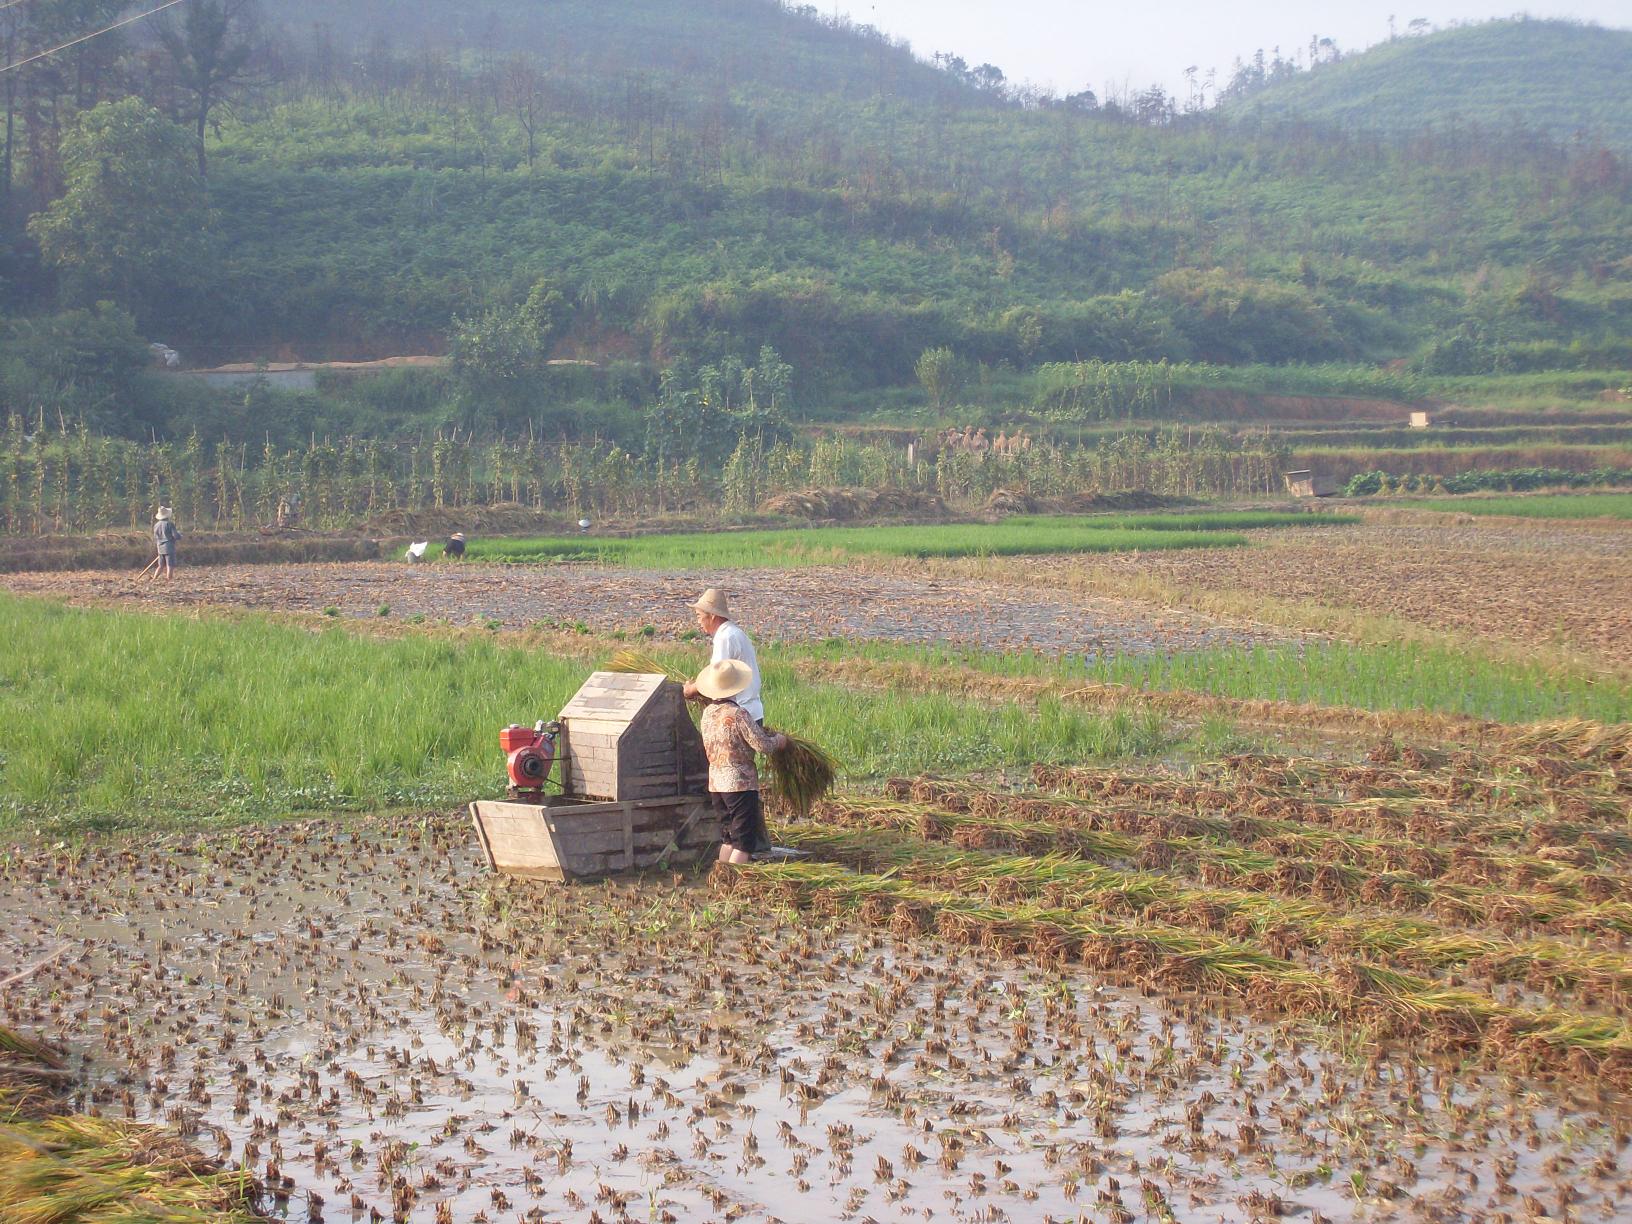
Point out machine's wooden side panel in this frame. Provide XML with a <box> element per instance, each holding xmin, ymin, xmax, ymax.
<box><xmin>472</xmin><ymin>797</ymin><xmax>719</xmax><ymax>882</ymax></box>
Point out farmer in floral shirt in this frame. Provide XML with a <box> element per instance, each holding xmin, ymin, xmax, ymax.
<box><xmin>695</xmin><ymin>659</ymin><xmax>787</xmax><ymax>864</ymax></box>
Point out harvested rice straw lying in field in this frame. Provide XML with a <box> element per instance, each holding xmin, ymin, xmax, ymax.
<box><xmin>892</xmin><ymin>774</ymin><xmax>1632</xmax><ymax>906</ymax></box>
<box><xmin>820</xmin><ymin>794</ymin><xmax>1632</xmax><ymax>939</ymax></box>
<box><xmin>776</xmin><ymin>825</ymin><xmax>1632</xmax><ymax>1002</ymax></box>
<box><xmin>1502</xmin><ymin>718</ymin><xmax>1632</xmax><ymax>765</ymax></box>
<box><xmin>715</xmin><ymin>862</ymin><xmax>1632</xmax><ymax>1086</ymax></box>
<box><xmin>0</xmin><ymin>1022</ymin><xmax>261</xmax><ymax>1223</ymax></box>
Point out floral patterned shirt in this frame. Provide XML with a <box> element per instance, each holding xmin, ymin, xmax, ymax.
<box><xmin>700</xmin><ymin>701</ymin><xmax>779</xmax><ymax>793</ymax></box>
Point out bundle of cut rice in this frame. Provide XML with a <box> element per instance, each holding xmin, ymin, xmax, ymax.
<box><xmin>767</xmin><ymin>734</ymin><xmax>838</xmax><ymax>819</ymax></box>
<box><xmin>605</xmin><ymin>649</ymin><xmax>685</xmax><ymax>682</ymax></box>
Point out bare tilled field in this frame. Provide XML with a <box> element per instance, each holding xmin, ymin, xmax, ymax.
<box><xmin>6</xmin><ymin>757</ymin><xmax>1632</xmax><ymax>1224</ymax></box>
<box><xmin>0</xmin><ymin>561</ymin><xmax>1281</xmax><ymax>657</ymax></box>
<box><xmin>1017</xmin><ymin>521</ymin><xmax>1632</xmax><ymax>665</ymax></box>
<box><xmin>5</xmin><ymin>517</ymin><xmax>1629</xmax><ymax>666</ymax></box>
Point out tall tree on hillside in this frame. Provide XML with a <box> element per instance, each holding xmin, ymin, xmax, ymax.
<box><xmin>3</xmin><ymin>0</ymin><xmax>127</xmax><ymax>211</ymax></box>
<box><xmin>501</xmin><ymin>55</ymin><xmax>545</xmax><ymax>169</ymax></box>
<box><xmin>156</xmin><ymin>0</ymin><xmax>259</xmax><ymax>178</ymax></box>
<box><xmin>28</xmin><ymin>97</ymin><xmax>206</xmax><ymax>319</ymax></box>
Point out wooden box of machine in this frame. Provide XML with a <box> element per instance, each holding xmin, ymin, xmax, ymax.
<box><xmin>469</xmin><ymin>672</ymin><xmax>717</xmax><ymax>881</ymax></box>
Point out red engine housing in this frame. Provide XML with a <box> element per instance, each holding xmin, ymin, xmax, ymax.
<box><xmin>501</xmin><ymin>722</ymin><xmax>557</xmax><ymax>796</ymax></box>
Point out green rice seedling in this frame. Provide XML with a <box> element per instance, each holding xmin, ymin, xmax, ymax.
<box><xmin>785</xmin><ymin>636</ymin><xmax>1632</xmax><ymax>727</ymax></box>
<box><xmin>0</xmin><ymin>598</ymin><xmax>1180</xmax><ymax>833</ymax></box>
<box><xmin>464</xmin><ymin>512</ymin><xmax>1352</xmax><ymax>569</ymax></box>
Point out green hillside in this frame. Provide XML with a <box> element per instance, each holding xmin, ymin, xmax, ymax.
<box><xmin>0</xmin><ymin>0</ymin><xmax>1629</xmax><ymax>450</ymax></box>
<box><xmin>268</xmin><ymin>0</ymin><xmax>961</xmax><ymax>104</ymax></box>
<box><xmin>1225</xmin><ymin>19</ymin><xmax>1632</xmax><ymax>149</ymax></box>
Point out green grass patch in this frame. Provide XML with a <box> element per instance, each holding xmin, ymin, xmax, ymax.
<box><xmin>790</xmin><ymin>639</ymin><xmax>1632</xmax><ymax>725</ymax></box>
<box><xmin>0</xmin><ymin>597</ymin><xmax>1175</xmax><ymax>835</ymax></box>
<box><xmin>1395</xmin><ymin>493</ymin><xmax>1632</xmax><ymax>520</ymax></box>
<box><xmin>465</xmin><ymin>512</ymin><xmax>1350</xmax><ymax>568</ymax></box>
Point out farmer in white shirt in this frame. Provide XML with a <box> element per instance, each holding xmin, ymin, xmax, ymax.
<box><xmin>682</xmin><ymin>588</ymin><xmax>764</xmax><ymax>723</ymax></box>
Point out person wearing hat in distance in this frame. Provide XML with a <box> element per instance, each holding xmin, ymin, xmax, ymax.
<box><xmin>444</xmin><ymin>532</ymin><xmax>467</xmax><ymax>559</ymax></box>
<box><xmin>151</xmin><ymin>506</ymin><xmax>181</xmax><ymax>581</ymax></box>
<box><xmin>695</xmin><ymin>659</ymin><xmax>788</xmax><ymax>864</ymax></box>
<box><xmin>683</xmin><ymin>588</ymin><xmax>763</xmax><ymax>724</ymax></box>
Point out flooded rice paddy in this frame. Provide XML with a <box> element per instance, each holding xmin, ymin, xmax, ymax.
<box><xmin>5</xmin><ymin>813</ymin><xmax>1631</xmax><ymax>1223</ymax></box>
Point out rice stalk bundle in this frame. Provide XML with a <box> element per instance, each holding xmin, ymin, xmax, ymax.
<box><xmin>604</xmin><ymin>649</ymin><xmax>685</xmax><ymax>682</ymax></box>
<box><xmin>0</xmin><ymin>1026</ymin><xmax>61</xmax><ymax>1068</ymax></box>
<box><xmin>768</xmin><ymin>734</ymin><xmax>838</xmax><ymax>819</ymax></box>
<box><xmin>0</xmin><ymin>1114</ymin><xmax>259</xmax><ymax>1223</ymax></box>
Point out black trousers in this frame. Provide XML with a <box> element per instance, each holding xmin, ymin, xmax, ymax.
<box><xmin>711</xmin><ymin>790</ymin><xmax>771</xmax><ymax>853</ymax></box>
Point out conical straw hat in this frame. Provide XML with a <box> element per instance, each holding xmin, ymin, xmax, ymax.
<box><xmin>695</xmin><ymin>659</ymin><xmax>752</xmax><ymax>701</ymax></box>
<box><xmin>691</xmin><ymin>588</ymin><xmax>731</xmax><ymax>619</ymax></box>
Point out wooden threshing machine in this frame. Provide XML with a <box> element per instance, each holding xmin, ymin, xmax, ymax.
<box><xmin>469</xmin><ymin>672</ymin><xmax>717</xmax><ymax>881</ymax></box>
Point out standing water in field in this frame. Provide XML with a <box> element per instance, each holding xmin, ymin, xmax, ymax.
<box><xmin>4</xmin><ymin>815</ymin><xmax>1629</xmax><ymax>1223</ymax></box>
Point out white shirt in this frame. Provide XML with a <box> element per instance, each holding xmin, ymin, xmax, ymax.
<box><xmin>710</xmin><ymin>621</ymin><xmax>763</xmax><ymax>723</ymax></box>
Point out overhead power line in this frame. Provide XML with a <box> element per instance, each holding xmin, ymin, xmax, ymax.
<box><xmin>0</xmin><ymin>0</ymin><xmax>190</xmax><ymax>75</ymax></box>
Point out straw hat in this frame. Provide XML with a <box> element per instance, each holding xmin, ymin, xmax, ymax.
<box><xmin>154</xmin><ymin>506</ymin><xmax>172</xmax><ymax>521</ymax></box>
<box><xmin>691</xmin><ymin>588</ymin><xmax>731</xmax><ymax>619</ymax></box>
<box><xmin>450</xmin><ymin>532</ymin><xmax>466</xmax><ymax>541</ymax></box>
<box><xmin>695</xmin><ymin>659</ymin><xmax>752</xmax><ymax>701</ymax></box>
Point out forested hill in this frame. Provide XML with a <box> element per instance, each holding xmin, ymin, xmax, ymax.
<box><xmin>1223</xmin><ymin>20</ymin><xmax>1632</xmax><ymax>150</ymax></box>
<box><xmin>267</xmin><ymin>0</ymin><xmax>963</xmax><ymax>104</ymax></box>
<box><xmin>2</xmin><ymin>0</ymin><xmax>1630</xmax><ymax>433</ymax></box>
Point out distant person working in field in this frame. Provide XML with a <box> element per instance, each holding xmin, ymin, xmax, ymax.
<box><xmin>444</xmin><ymin>532</ymin><xmax>467</xmax><ymax>559</ymax></box>
<box><xmin>150</xmin><ymin>506</ymin><xmax>180</xmax><ymax>581</ymax></box>
<box><xmin>682</xmin><ymin>588</ymin><xmax>764</xmax><ymax>723</ymax></box>
<box><xmin>694</xmin><ymin>658</ymin><xmax>787</xmax><ymax>864</ymax></box>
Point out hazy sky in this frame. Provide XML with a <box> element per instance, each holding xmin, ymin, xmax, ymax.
<box><xmin>832</xmin><ymin>1</ymin><xmax>1632</xmax><ymax>98</ymax></box>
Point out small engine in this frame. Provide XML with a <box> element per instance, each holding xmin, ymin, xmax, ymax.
<box><xmin>500</xmin><ymin>720</ymin><xmax>560</xmax><ymax>799</ymax></box>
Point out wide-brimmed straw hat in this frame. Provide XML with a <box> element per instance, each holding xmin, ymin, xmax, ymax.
<box><xmin>691</xmin><ymin>588</ymin><xmax>731</xmax><ymax>619</ymax></box>
<box><xmin>695</xmin><ymin>659</ymin><xmax>752</xmax><ymax>701</ymax></box>
<box><xmin>450</xmin><ymin>532</ymin><xmax>466</xmax><ymax>541</ymax></box>
<box><xmin>154</xmin><ymin>506</ymin><xmax>172</xmax><ymax>521</ymax></box>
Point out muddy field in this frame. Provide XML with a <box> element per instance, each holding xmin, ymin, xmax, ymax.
<box><xmin>1021</xmin><ymin>521</ymin><xmax>1632</xmax><ymax>666</ymax></box>
<box><xmin>6</xmin><ymin>810</ymin><xmax>1632</xmax><ymax>1224</ymax></box>
<box><xmin>0</xmin><ymin>561</ymin><xmax>1282</xmax><ymax>658</ymax></box>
